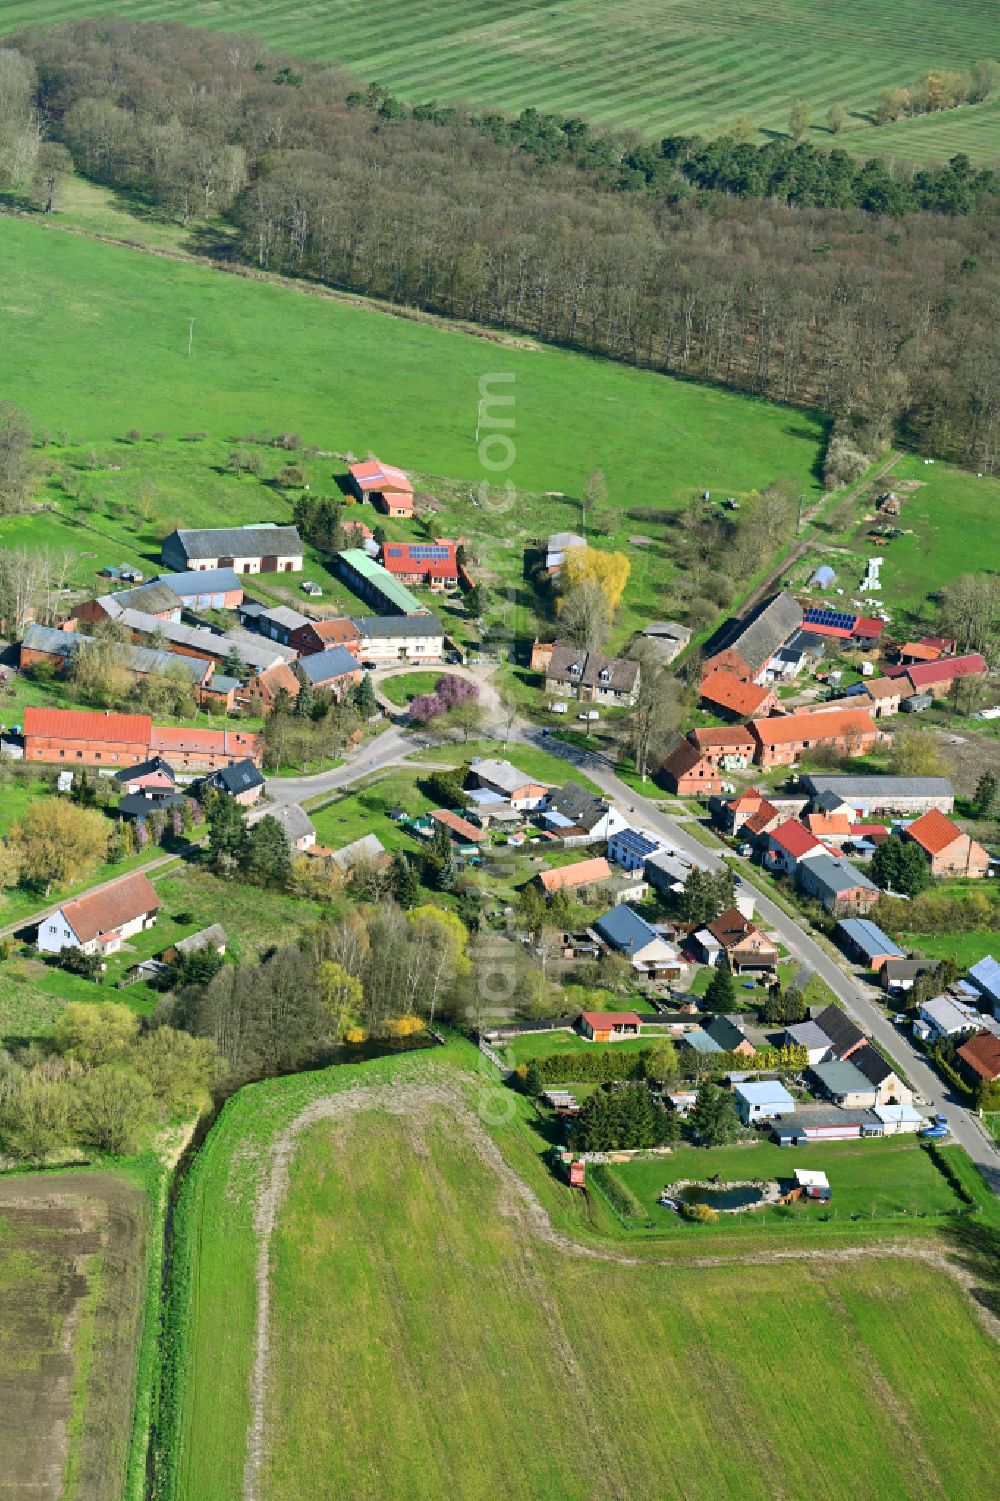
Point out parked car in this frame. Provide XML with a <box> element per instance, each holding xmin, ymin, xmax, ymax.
<box><xmin>920</xmin><ymin>1123</ymin><xmax>949</xmax><ymax>1139</ymax></box>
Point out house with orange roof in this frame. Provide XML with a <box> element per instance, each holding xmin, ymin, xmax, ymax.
<box><xmin>538</xmin><ymin>856</ymin><xmax>612</xmax><ymax>896</ymax></box>
<box><xmin>749</xmin><ymin>707</ymin><xmax>881</xmax><ymax>769</ymax></box>
<box><xmin>236</xmin><ymin>661</ymin><xmax>301</xmax><ymax>715</ymax></box>
<box><xmin>430</xmin><ymin>808</ymin><xmax>483</xmax><ymax>845</ymax></box>
<box><xmin>37</xmin><ymin>872</ymin><xmax>161</xmax><ymax>956</ymax></box>
<box><xmin>150</xmin><ymin>725</ymin><xmax>263</xmax><ymax>771</ymax></box>
<box><xmin>741</xmin><ymin>798</ymin><xmax>784</xmax><ymax>840</ymax></box>
<box><xmin>899</xmin><ymin>636</ymin><xmax>955</xmax><ymax>664</ymax></box>
<box><xmin>23</xmin><ymin>707</ymin><xmax>152</xmax><ymax>767</ymax></box>
<box><xmin>347</xmin><ymin>458</ymin><xmax>414</xmax><ymax>516</ymax></box>
<box><xmin>803</xmin><ymin>811</ymin><xmax>854</xmax><ymax>844</ymax></box>
<box><xmin>699</xmin><ymin>670</ymin><xmax>777</xmax><ymax>721</ymax></box>
<box><xmin>900</xmin><ymin>809</ymin><xmax>989</xmax><ymax>879</ymax></box>
<box><xmin>714</xmin><ymin>788</ymin><xmax>786</xmax><ymax>835</ymax></box>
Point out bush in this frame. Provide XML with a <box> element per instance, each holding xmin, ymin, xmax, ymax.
<box><xmin>680</xmin><ymin>1201</ymin><xmax>719</xmax><ymax>1223</ymax></box>
<box><xmin>590</xmin><ymin>1163</ymin><xmax>646</xmax><ymax>1221</ymax></box>
<box><xmin>529</xmin><ymin>1049</ymin><xmax>650</xmax><ymax>1084</ymax></box>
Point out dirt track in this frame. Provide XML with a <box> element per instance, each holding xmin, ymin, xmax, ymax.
<box><xmin>0</xmin><ymin>1171</ymin><xmax>148</xmax><ymax>1501</ymax></box>
<box><xmin>243</xmin><ymin>1076</ymin><xmax>1000</xmax><ymax>1501</ymax></box>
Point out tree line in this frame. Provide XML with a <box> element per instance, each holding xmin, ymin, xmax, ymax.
<box><xmin>1</xmin><ymin>19</ymin><xmax>999</xmax><ymax>470</ymax></box>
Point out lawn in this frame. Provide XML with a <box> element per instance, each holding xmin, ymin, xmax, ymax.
<box><xmin>165</xmin><ymin>1044</ymin><xmax>1000</xmax><ymax>1501</ymax></box>
<box><xmin>503</xmin><ymin>1029</ymin><xmax>658</xmax><ymax>1067</ymax></box>
<box><xmin>901</xmin><ymin>930</ymin><xmax>1000</xmax><ymax>967</ymax></box>
<box><xmin>1</xmin><ymin>215</ymin><xmax>825</xmax><ymax>648</ymax></box>
<box><xmin>4</xmin><ymin>0</ymin><xmax>1000</xmax><ymax>162</ymax></box>
<box><xmin>823</xmin><ymin>452</ymin><xmax>1000</xmax><ymax>633</ymax></box>
<box><xmin>378</xmin><ymin>671</ymin><xmax>442</xmax><ymax>707</ymax></box>
<box><xmin>407</xmin><ymin>738</ymin><xmax>604</xmax><ymax>794</ymax></box>
<box><xmin>614</xmin><ymin>1136</ymin><xmax>969</xmax><ymax>1229</ymax></box>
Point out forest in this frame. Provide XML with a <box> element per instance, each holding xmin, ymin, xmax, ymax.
<box><xmin>2</xmin><ymin>18</ymin><xmax>999</xmax><ymax>469</ymax></box>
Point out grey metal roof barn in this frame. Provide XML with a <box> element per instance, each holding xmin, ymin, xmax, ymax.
<box><xmin>800</xmin><ymin>774</ymin><xmax>955</xmax><ymax>808</ymax></box>
<box><xmin>163</xmin><ymin>525</ymin><xmax>302</xmax><ymax>564</ymax></box>
<box><xmin>713</xmin><ymin>591</ymin><xmax>803</xmax><ymax>674</ymax></box>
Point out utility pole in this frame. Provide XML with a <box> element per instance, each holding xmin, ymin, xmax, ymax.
<box><xmin>187</xmin><ymin>318</ymin><xmax>194</xmax><ymax>358</ymax></box>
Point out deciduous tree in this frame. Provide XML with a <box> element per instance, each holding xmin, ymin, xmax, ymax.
<box><xmin>12</xmin><ymin>800</ymin><xmax>108</xmax><ymax>894</ymax></box>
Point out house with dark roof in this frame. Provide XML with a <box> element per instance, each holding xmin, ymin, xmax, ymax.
<box><xmin>850</xmin><ymin>1042</ymin><xmax>912</xmax><ymax>1105</ymax></box>
<box><xmin>196</xmin><ymin>758</ymin><xmax>265</xmax><ymax>805</ymax></box>
<box><xmin>37</xmin><ymin>872</ymin><xmax>161</xmax><ymax>956</ymax></box>
<box><xmin>351</xmin><ymin>614</ymin><xmax>445</xmax><ymax>665</ymax></box>
<box><xmin>296</xmin><ymin>646</ymin><xmax>364</xmax><ymax>698</ymax></box>
<box><xmin>114</xmin><ymin>757</ymin><xmax>177</xmax><ymax>795</ymax></box>
<box><xmin>704</xmin><ymin>1015</ymin><xmax>755</xmax><ymax>1057</ymax></box>
<box><xmin>783</xmin><ymin>1020</ymin><xmax>834</xmax><ymax>1066</ymax></box>
<box><xmin>835</xmin><ymin>918</ymin><xmax>905</xmax><ymax>971</ymax></box>
<box><xmin>161</xmin><ymin>525</ymin><xmax>303</xmax><ymax>575</ymax></box>
<box><xmin>543</xmin><ymin>782</ymin><xmax>628</xmax><ymax>842</ymax></box>
<box><xmin>702</xmin><ymin>591</ymin><xmax>803</xmax><ymax>685</ymax></box>
<box><xmin>660</xmin><ymin>740</ymin><xmax>723</xmax><ymax>796</ymax></box>
<box><xmin>607</xmin><ymin>827</ymin><xmax>662</xmax><ymax>871</ymax></box>
<box><xmin>592</xmin><ymin>906</ymin><xmax>680</xmax><ymax>977</ymax></box>
<box><xmin>703</xmin><ymin>908</ymin><xmax>778</xmax><ymax>974</ymax></box>
<box><xmin>72</xmin><ymin>579</ymin><xmax>184</xmax><ymax>627</ymax></box>
<box><xmin>544</xmin><ymin>642</ymin><xmax>641</xmax><ymax>706</ymax></box>
<box><xmin>796</xmin><ymin>854</ymin><xmax>879</xmax><ymax>915</ymax></box>
<box><xmin>116</xmin><ymin>789</ymin><xmax>185</xmax><ymax>824</ymax></box>
<box><xmin>880</xmin><ymin>958</ymin><xmax>937</xmax><ymax>995</ymax></box>
<box><xmin>812</xmin><ymin>1003</ymin><xmax>865</xmax><ymax>1061</ymax></box>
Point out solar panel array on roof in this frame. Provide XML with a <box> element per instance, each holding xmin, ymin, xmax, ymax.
<box><xmin>804</xmin><ymin>607</ymin><xmax>858</xmax><ymax>632</ymax></box>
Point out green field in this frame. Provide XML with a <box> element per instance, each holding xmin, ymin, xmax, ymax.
<box><xmin>1</xmin><ymin>214</ymin><xmax>826</xmax><ymax>645</ymax></box>
<box><xmin>166</xmin><ymin>1044</ymin><xmax>1000</xmax><ymax>1501</ymax></box>
<box><xmin>4</xmin><ymin>0</ymin><xmax>1000</xmax><ymax>162</ymax></box>
<box><xmin>901</xmin><ymin>930</ymin><xmax>999</xmax><ymax>967</ymax></box>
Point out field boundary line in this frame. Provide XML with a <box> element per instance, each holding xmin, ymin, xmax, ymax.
<box><xmin>242</xmin><ymin>1077</ymin><xmax>1000</xmax><ymax>1496</ymax></box>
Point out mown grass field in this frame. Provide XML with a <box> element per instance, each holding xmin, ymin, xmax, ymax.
<box><xmin>901</xmin><ymin>930</ymin><xmax>999</xmax><ymax>967</ymax></box>
<box><xmin>1</xmin><ymin>215</ymin><xmax>825</xmax><ymax>645</ymax></box>
<box><xmin>4</xmin><ymin>0</ymin><xmax>1000</xmax><ymax>162</ymax></box>
<box><xmin>167</xmin><ymin>1044</ymin><xmax>1000</xmax><ymax>1501</ymax></box>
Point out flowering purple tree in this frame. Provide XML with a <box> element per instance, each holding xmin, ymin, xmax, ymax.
<box><xmin>409</xmin><ymin>693</ymin><xmax>443</xmax><ymax>724</ymax></box>
<box><xmin>435</xmin><ymin>675</ymin><xmax>478</xmax><ymax>709</ymax></box>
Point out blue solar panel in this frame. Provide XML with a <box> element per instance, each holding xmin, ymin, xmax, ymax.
<box><xmin>804</xmin><ymin>607</ymin><xmax>857</xmax><ymax>631</ymax></box>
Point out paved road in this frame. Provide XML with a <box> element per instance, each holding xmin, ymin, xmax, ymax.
<box><xmin>0</xmin><ymin>848</ymin><xmax>190</xmax><ymax>941</ymax></box>
<box><xmin>516</xmin><ymin>726</ymin><xmax>1000</xmax><ymax>1190</ymax></box>
<box><xmin>262</xmin><ymin>723</ymin><xmax>411</xmax><ymax>808</ymax></box>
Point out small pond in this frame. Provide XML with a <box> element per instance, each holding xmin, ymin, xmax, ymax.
<box><xmin>679</xmin><ymin>1184</ymin><xmax>764</xmax><ymax>1211</ymax></box>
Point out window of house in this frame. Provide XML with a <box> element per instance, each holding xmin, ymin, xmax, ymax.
<box><xmin>76</xmin><ymin>751</ymin><xmax>83</xmax><ymax>759</ymax></box>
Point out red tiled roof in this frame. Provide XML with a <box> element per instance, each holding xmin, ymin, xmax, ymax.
<box><xmin>60</xmin><ymin>872</ymin><xmax>160</xmax><ymax>944</ymax></box>
<box><xmin>905</xmin><ymin>653</ymin><xmax>987</xmax><ymax>691</ymax></box>
<box><xmin>301</xmin><ymin>617</ymin><xmax>362</xmax><ymax>647</ymax></box>
<box><xmin>804</xmin><ymin>621</ymin><xmax>852</xmax><ymax>639</ymax></box>
<box><xmin>430</xmin><ymin>808</ymin><xmax>483</xmax><ymax>843</ymax></box>
<box><xmin>662</xmin><ymin>741</ymin><xmax>705</xmax><ymax>778</ymax></box>
<box><xmin>381</xmin><ymin>541</ymin><xmax>458</xmax><ymax>579</ymax></box>
<box><xmin>852</xmin><ymin>617</ymin><xmax>884</xmax><ymax>639</ymax></box>
<box><xmin>151</xmin><ymin>726</ymin><xmax>262</xmax><ymax>757</ymax></box>
<box><xmin>24</xmin><ymin>707</ymin><xmax>151</xmax><ymax>745</ymax></box>
<box><xmin>957</xmin><ymin>1032</ymin><xmax>1000</xmax><ymax>1081</ymax></box>
<box><xmin>903</xmin><ymin>808</ymin><xmax>963</xmax><ymax>856</ymax></box>
<box><xmin>743</xmin><ymin>799</ymin><xmax>781</xmax><ymax>835</ymax></box>
<box><xmin>539</xmin><ymin>856</ymin><xmax>612</xmax><ymax>892</ymax></box>
<box><xmin>771</xmin><ymin>819</ymin><xmax>824</xmax><ymax>857</ymax></box>
<box><xmin>699</xmin><ymin>670</ymin><xmax>773</xmax><ymax>718</ymax></box>
<box><xmin>750</xmin><ymin>707</ymin><xmax>877</xmax><ymax>746</ymax></box>
<box><xmin>581</xmin><ymin>1011</ymin><xmax>642</xmax><ymax>1029</ymax></box>
<box><xmin>688</xmin><ymin>725</ymin><xmax>756</xmax><ymax>751</ymax></box>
